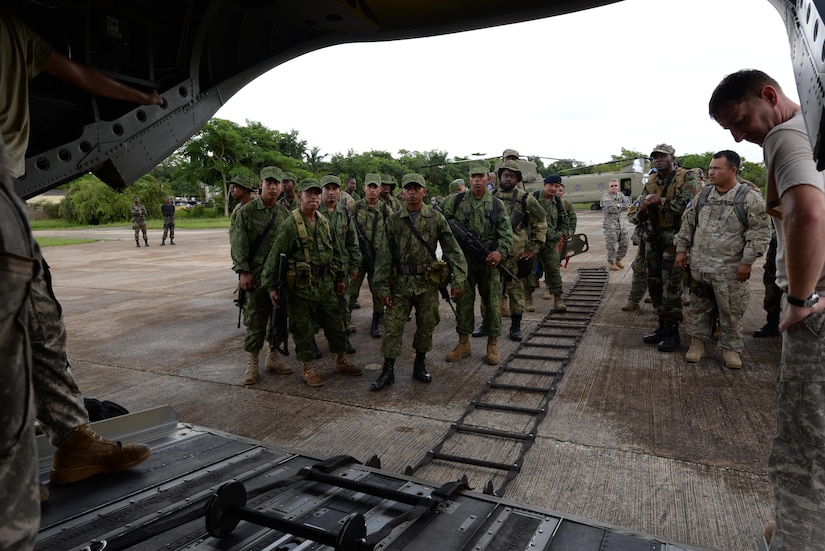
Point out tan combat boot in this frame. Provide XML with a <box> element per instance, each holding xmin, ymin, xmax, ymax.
<box><xmin>616</xmin><ymin>259</ymin><xmax>625</xmax><ymax>268</ymax></box>
<box><xmin>499</xmin><ymin>296</ymin><xmax>511</xmax><ymax>318</ymax></box>
<box><xmin>554</xmin><ymin>296</ymin><xmax>567</xmax><ymax>312</ymax></box>
<box><xmin>542</xmin><ymin>289</ymin><xmax>552</xmax><ymax>300</ymax></box>
<box><xmin>243</xmin><ymin>351</ymin><xmax>259</xmax><ymax>384</ymax></box>
<box><xmin>486</xmin><ymin>336</ymin><xmax>500</xmax><ymax>365</ymax></box>
<box><xmin>302</xmin><ymin>362</ymin><xmax>324</xmax><ymax>387</ymax></box>
<box><xmin>609</xmin><ymin>263</ymin><xmax>620</xmax><ymax>271</ymax></box>
<box><xmin>621</xmin><ymin>301</ymin><xmax>639</xmax><ymax>312</ymax></box>
<box><xmin>723</xmin><ymin>350</ymin><xmax>742</xmax><ymax>369</ymax></box>
<box><xmin>50</xmin><ymin>424</ymin><xmax>151</xmax><ymax>484</ymax></box>
<box><xmin>685</xmin><ymin>337</ymin><xmax>705</xmax><ymax>363</ymax></box>
<box><xmin>265</xmin><ymin>348</ymin><xmax>293</xmax><ymax>374</ymax></box>
<box><xmin>446</xmin><ymin>334</ymin><xmax>471</xmax><ymax>362</ymax></box>
<box><xmin>335</xmin><ymin>352</ymin><xmax>362</xmax><ymax>376</ymax></box>
<box><xmin>525</xmin><ymin>294</ymin><xmax>535</xmax><ymax>312</ymax></box>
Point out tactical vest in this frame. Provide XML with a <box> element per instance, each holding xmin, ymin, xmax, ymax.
<box><xmin>644</xmin><ymin>168</ymin><xmax>695</xmax><ymax>230</ymax></box>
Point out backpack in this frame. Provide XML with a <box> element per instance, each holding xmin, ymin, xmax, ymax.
<box><xmin>693</xmin><ymin>183</ymin><xmax>751</xmax><ymax>227</ymax></box>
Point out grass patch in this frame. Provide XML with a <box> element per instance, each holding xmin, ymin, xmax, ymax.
<box><xmin>36</xmin><ymin>237</ymin><xmax>101</xmax><ymax>247</ymax></box>
<box><xmin>30</xmin><ymin>217</ymin><xmax>230</xmax><ymax>230</ymax></box>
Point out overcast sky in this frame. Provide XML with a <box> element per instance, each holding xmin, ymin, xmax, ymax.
<box><xmin>215</xmin><ymin>0</ymin><xmax>797</xmax><ymax>169</ymax></box>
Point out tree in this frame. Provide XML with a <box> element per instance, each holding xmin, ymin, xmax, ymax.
<box><xmin>304</xmin><ymin>146</ymin><xmax>328</xmax><ymax>173</ymax></box>
<box><xmin>61</xmin><ymin>174</ymin><xmax>165</xmax><ymax>225</ymax></box>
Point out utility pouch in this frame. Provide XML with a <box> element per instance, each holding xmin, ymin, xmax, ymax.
<box><xmin>294</xmin><ymin>261</ymin><xmax>313</xmax><ymax>288</ymax></box>
<box><xmin>285</xmin><ymin>263</ymin><xmax>298</xmax><ymax>290</ymax></box>
<box><xmin>426</xmin><ymin>260</ymin><xmax>451</xmax><ymax>287</ymax></box>
<box><xmin>516</xmin><ymin>256</ymin><xmax>535</xmax><ymax>279</ymax></box>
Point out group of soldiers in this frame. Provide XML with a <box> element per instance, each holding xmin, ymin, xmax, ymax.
<box><xmin>229</xmin><ymin>149</ymin><xmax>578</xmax><ymax>391</ymax></box>
<box><xmin>130</xmin><ymin>195</ymin><xmax>177</xmax><ymax>247</ymax></box>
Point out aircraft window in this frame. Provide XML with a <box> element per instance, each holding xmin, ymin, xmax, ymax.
<box><xmin>821</xmin><ymin>40</ymin><xmax>825</xmax><ymax>62</ymax></box>
<box><xmin>815</xmin><ymin>19</ymin><xmax>819</xmax><ymax>41</ymax></box>
<box><xmin>807</xmin><ymin>3</ymin><xmax>811</xmax><ymax>23</ymax></box>
<box><xmin>58</xmin><ymin>150</ymin><xmax>71</xmax><ymax>162</ymax></box>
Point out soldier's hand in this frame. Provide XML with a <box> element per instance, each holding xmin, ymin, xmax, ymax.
<box><xmin>675</xmin><ymin>252</ymin><xmax>688</xmax><ymax>271</ymax></box>
<box><xmin>348</xmin><ymin>271</ymin><xmax>358</xmax><ymax>283</ymax></box>
<box><xmin>518</xmin><ymin>250</ymin><xmax>535</xmax><ymax>260</ymax></box>
<box><xmin>240</xmin><ymin>271</ymin><xmax>255</xmax><ymax>291</ymax></box>
<box><xmin>335</xmin><ymin>282</ymin><xmax>346</xmax><ymax>296</ymax></box>
<box><xmin>736</xmin><ymin>263</ymin><xmax>752</xmax><ymax>282</ymax></box>
<box><xmin>644</xmin><ymin>194</ymin><xmax>663</xmax><ymax>207</ymax></box>
<box><xmin>781</xmin><ymin>301</ymin><xmax>825</xmax><ymax>331</ymax></box>
<box><xmin>382</xmin><ymin>296</ymin><xmax>392</xmax><ymax>308</ymax></box>
<box><xmin>269</xmin><ymin>290</ymin><xmax>279</xmax><ymax>306</ymax></box>
<box><xmin>450</xmin><ymin>287</ymin><xmax>463</xmax><ymax>300</ymax></box>
<box><xmin>486</xmin><ymin>250</ymin><xmax>503</xmax><ymax>267</ymax></box>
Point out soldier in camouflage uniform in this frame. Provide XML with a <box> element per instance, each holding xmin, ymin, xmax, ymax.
<box><xmin>674</xmin><ymin>150</ymin><xmax>771</xmax><ymax>368</ymax></box>
<box><xmin>160</xmin><ymin>196</ymin><xmax>175</xmax><ymax>245</ymax></box>
<box><xmin>263</xmin><ymin>178</ymin><xmax>362</xmax><ymax>387</ymax></box>
<box><xmin>230</xmin><ymin>166</ymin><xmax>291</xmax><ymax>385</ymax></box>
<box><xmin>493</xmin><ymin>161</ymin><xmax>547</xmax><ymax>341</ymax></box>
<box><xmin>278</xmin><ymin>172</ymin><xmax>298</xmax><ymax>210</ymax></box>
<box><xmin>636</xmin><ymin>144</ymin><xmax>702</xmax><ymax>352</ymax></box>
<box><xmin>371</xmin><ymin>173</ymin><xmax>468</xmax><ymax>390</ymax></box>
<box><xmin>710</xmin><ymin>68</ymin><xmax>825</xmax><ymax>550</ymax></box>
<box><xmin>349</xmin><ymin>173</ymin><xmax>391</xmax><ymax>338</ymax></box>
<box><xmin>622</xmin><ymin>170</ymin><xmax>655</xmax><ymax>312</ymax></box>
<box><xmin>131</xmin><ymin>196</ymin><xmax>149</xmax><ymax>247</ymax></box>
<box><xmin>601</xmin><ymin>178</ymin><xmax>631</xmax><ymax>270</ymax></box>
<box><xmin>558</xmin><ymin>183</ymin><xmax>577</xmax><ymax>234</ymax></box>
<box><xmin>321</xmin><ymin>175</ymin><xmax>361</xmax><ymax>353</ymax></box>
<box><xmin>533</xmin><ymin>175</ymin><xmax>568</xmax><ymax>310</ymax></box>
<box><xmin>379</xmin><ymin>174</ymin><xmax>403</xmax><ymax>212</ymax></box>
<box><xmin>442</xmin><ymin>162</ymin><xmax>513</xmax><ymax>365</ymax></box>
<box><xmin>229</xmin><ymin>174</ymin><xmax>258</xmax><ymax>217</ymax></box>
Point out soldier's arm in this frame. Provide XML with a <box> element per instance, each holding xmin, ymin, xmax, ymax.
<box><xmin>372</xmin><ymin>217</ymin><xmax>395</xmax><ymax>299</ymax></box>
<box><xmin>673</xmin><ymin>203</ymin><xmax>696</xmax><ymax>255</ymax></box>
<box><xmin>493</xmin><ymin>197</ymin><xmax>514</xmax><ymax>259</ymax></box>
<box><xmin>668</xmin><ymin>173</ymin><xmax>701</xmax><ymax>216</ymax></box>
<box><xmin>525</xmin><ymin>195</ymin><xmax>547</xmax><ymax>254</ymax></box>
<box><xmin>230</xmin><ymin>208</ymin><xmax>252</xmax><ymax>274</ymax></box>
<box><xmin>344</xmin><ymin>214</ymin><xmax>362</xmax><ymax>276</ymax></box>
<box><xmin>742</xmin><ymin>192</ymin><xmax>773</xmax><ymax>267</ymax></box>
<box><xmin>261</xmin><ymin>222</ymin><xmax>292</xmax><ymax>291</ymax></box>
<box><xmin>436</xmin><ymin>212</ymin><xmax>468</xmax><ymax>291</ymax></box>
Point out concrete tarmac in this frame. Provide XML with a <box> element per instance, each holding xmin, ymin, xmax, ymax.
<box><xmin>36</xmin><ymin>209</ymin><xmax>779</xmax><ymax>551</ymax></box>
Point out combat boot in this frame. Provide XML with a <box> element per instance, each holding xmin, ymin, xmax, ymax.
<box><xmin>754</xmin><ymin>311</ymin><xmax>780</xmax><ymax>337</ymax></box>
<box><xmin>50</xmin><ymin>424</ymin><xmax>151</xmax><ymax>484</ymax></box>
<box><xmin>542</xmin><ymin>290</ymin><xmax>552</xmax><ymax>300</ymax></box>
<box><xmin>135</xmin><ymin>239</ymin><xmax>140</xmax><ymax>247</ymax></box>
<box><xmin>657</xmin><ymin>322</ymin><xmax>681</xmax><ymax>352</ymax></box>
<box><xmin>160</xmin><ymin>239</ymin><xmax>166</xmax><ymax>246</ymax></box>
<box><xmin>472</xmin><ymin>326</ymin><xmax>485</xmax><ymax>338</ymax></box>
<box><xmin>643</xmin><ymin>317</ymin><xmax>668</xmax><ymax>344</ymax></box>
<box><xmin>685</xmin><ymin>337</ymin><xmax>705</xmax><ymax>363</ymax></box>
<box><xmin>413</xmin><ymin>351</ymin><xmax>432</xmax><ymax>382</ymax></box>
<box><xmin>265</xmin><ymin>348</ymin><xmax>293</xmax><ymax>374</ymax></box>
<box><xmin>609</xmin><ymin>263</ymin><xmax>620</xmax><ymax>271</ymax></box>
<box><xmin>621</xmin><ymin>301</ymin><xmax>639</xmax><ymax>312</ymax></box>
<box><xmin>509</xmin><ymin>314</ymin><xmax>523</xmax><ymax>341</ymax></box>
<box><xmin>616</xmin><ymin>259</ymin><xmax>625</xmax><ymax>268</ymax></box>
<box><xmin>486</xmin><ymin>336</ymin><xmax>500</xmax><ymax>365</ymax></box>
<box><xmin>371</xmin><ymin>358</ymin><xmax>395</xmax><ymax>391</ymax></box>
<box><xmin>554</xmin><ymin>296</ymin><xmax>567</xmax><ymax>312</ymax></box>
<box><xmin>346</xmin><ymin>338</ymin><xmax>356</xmax><ymax>354</ymax></box>
<box><xmin>446</xmin><ymin>334</ymin><xmax>471</xmax><ymax>362</ymax></box>
<box><xmin>525</xmin><ymin>294</ymin><xmax>535</xmax><ymax>312</ymax></box>
<box><xmin>144</xmin><ymin>238</ymin><xmax>149</xmax><ymax>247</ymax></box>
<box><xmin>723</xmin><ymin>349</ymin><xmax>742</xmax><ymax>369</ymax></box>
<box><xmin>170</xmin><ymin>239</ymin><xmax>175</xmax><ymax>245</ymax></box>
<box><xmin>302</xmin><ymin>362</ymin><xmax>324</xmax><ymax>387</ymax></box>
<box><xmin>370</xmin><ymin>312</ymin><xmax>383</xmax><ymax>338</ymax></box>
<box><xmin>335</xmin><ymin>352</ymin><xmax>362</xmax><ymax>376</ymax></box>
<box><xmin>243</xmin><ymin>351</ymin><xmax>259</xmax><ymax>384</ymax></box>
<box><xmin>499</xmin><ymin>297</ymin><xmax>511</xmax><ymax>318</ymax></box>
<box><xmin>312</xmin><ymin>336</ymin><xmax>322</xmax><ymax>359</ymax></box>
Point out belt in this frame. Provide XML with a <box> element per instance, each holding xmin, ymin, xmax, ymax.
<box><xmin>311</xmin><ymin>265</ymin><xmax>330</xmax><ymax>277</ymax></box>
<box><xmin>398</xmin><ymin>264</ymin><xmax>428</xmax><ymax>275</ymax></box>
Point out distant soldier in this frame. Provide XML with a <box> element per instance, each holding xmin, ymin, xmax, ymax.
<box><xmin>379</xmin><ymin>174</ymin><xmax>403</xmax><ymax>212</ymax></box>
<box><xmin>229</xmin><ymin>174</ymin><xmax>258</xmax><ymax>218</ymax></box>
<box><xmin>493</xmin><ymin>160</ymin><xmax>547</xmax><ymax>341</ymax></box>
<box><xmin>230</xmin><ymin>166</ymin><xmax>290</xmax><ymax>385</ymax></box>
<box><xmin>636</xmin><ymin>144</ymin><xmax>702</xmax><ymax>352</ymax></box>
<box><xmin>278</xmin><ymin>171</ymin><xmax>298</xmax><ymax>210</ymax></box>
<box><xmin>349</xmin><ymin>173</ymin><xmax>392</xmax><ymax>338</ymax></box>
<box><xmin>442</xmin><ymin>161</ymin><xmax>513</xmax><ymax>365</ymax></box>
<box><xmin>675</xmin><ymin>150</ymin><xmax>771</xmax><ymax>369</ymax></box>
<box><xmin>160</xmin><ymin>196</ymin><xmax>176</xmax><ymax>246</ymax></box>
<box><xmin>371</xmin><ymin>173</ymin><xmax>468</xmax><ymax>390</ymax></box>
<box><xmin>601</xmin><ymin>178</ymin><xmax>631</xmax><ymax>270</ymax></box>
<box><xmin>345</xmin><ymin>176</ymin><xmax>361</xmax><ymax>200</ymax></box>
<box><xmin>533</xmin><ymin>175</ymin><xmax>568</xmax><ymax>311</ymax></box>
<box><xmin>263</xmin><ymin>178</ymin><xmax>362</xmax><ymax>387</ymax></box>
<box><xmin>131</xmin><ymin>196</ymin><xmax>149</xmax><ymax>247</ymax></box>
<box><xmin>321</xmin><ymin>174</ymin><xmax>361</xmax><ymax>354</ymax></box>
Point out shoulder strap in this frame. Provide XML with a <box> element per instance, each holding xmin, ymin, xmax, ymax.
<box><xmin>249</xmin><ymin>202</ymin><xmax>280</xmax><ymax>264</ymax></box>
<box><xmin>402</xmin><ymin>214</ymin><xmax>438</xmax><ymax>262</ymax></box>
<box><xmin>292</xmin><ymin>209</ymin><xmax>311</xmax><ymax>263</ymax></box>
<box><xmin>733</xmin><ymin>183</ymin><xmax>752</xmax><ymax>227</ymax></box>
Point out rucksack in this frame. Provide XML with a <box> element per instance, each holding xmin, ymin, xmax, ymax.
<box><xmin>693</xmin><ymin>183</ymin><xmax>751</xmax><ymax>227</ymax></box>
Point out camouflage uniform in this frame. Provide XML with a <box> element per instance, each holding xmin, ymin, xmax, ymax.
<box><xmin>600</xmin><ymin>190</ymin><xmax>631</xmax><ymax>265</ymax></box>
<box><xmin>161</xmin><ymin>200</ymin><xmax>175</xmax><ymax>243</ymax></box>
<box><xmin>230</xmin><ymin>195</ymin><xmax>288</xmax><ymax>353</ymax></box>
<box><xmin>348</xmin><ymin>196</ymin><xmax>391</xmax><ymax>319</ymax></box>
<box><xmin>534</xmin><ymin>191</ymin><xmax>568</xmax><ymax>297</ymax></box>
<box><xmin>674</xmin><ymin>183</ymin><xmax>771</xmax><ymax>352</ymax></box>
<box><xmin>131</xmin><ymin>201</ymin><xmax>148</xmax><ymax>242</ymax></box>
<box><xmin>563</xmin><ymin>199</ymin><xmax>577</xmax><ymax>233</ymax></box>
<box><xmin>441</xmin><ymin>184</ymin><xmax>512</xmax><ymax>338</ymax></box>
<box><xmin>0</xmin><ymin>140</ymin><xmax>40</xmax><ymax>551</ymax></box>
<box><xmin>625</xmin><ymin>198</ymin><xmax>648</xmax><ymax>306</ymax></box>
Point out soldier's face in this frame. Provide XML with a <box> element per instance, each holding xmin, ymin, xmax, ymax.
<box><xmin>708</xmin><ymin>158</ymin><xmax>737</xmax><ymax>187</ymax></box>
<box><xmin>283</xmin><ymin>180</ymin><xmax>295</xmax><ymax>198</ymax></box>
<box><xmin>500</xmin><ymin>169</ymin><xmax>518</xmax><ymax>190</ymax></box>
<box><xmin>403</xmin><ymin>184</ymin><xmax>426</xmax><ymax>210</ymax></box>
<box><xmin>651</xmin><ymin>153</ymin><xmax>673</xmax><ymax>173</ymax></box>
<box><xmin>346</xmin><ymin>180</ymin><xmax>357</xmax><ymax>193</ymax></box>
<box><xmin>714</xmin><ymin>90</ymin><xmax>779</xmax><ymax>146</ymax></box>
<box><xmin>380</xmin><ymin>184</ymin><xmax>392</xmax><ymax>198</ymax></box>
<box><xmin>323</xmin><ymin>185</ymin><xmax>340</xmax><ymax>205</ymax></box>
<box><xmin>608</xmin><ymin>181</ymin><xmax>619</xmax><ymax>195</ymax></box>
<box><xmin>365</xmin><ymin>184</ymin><xmax>380</xmax><ymax>201</ymax></box>
<box><xmin>299</xmin><ymin>189</ymin><xmax>321</xmax><ymax>211</ymax></box>
<box><xmin>261</xmin><ymin>179</ymin><xmax>281</xmax><ymax>203</ymax></box>
<box><xmin>469</xmin><ymin>173</ymin><xmax>487</xmax><ymax>196</ymax></box>
<box><xmin>557</xmin><ymin>187</ymin><xmax>565</xmax><ymax>198</ymax></box>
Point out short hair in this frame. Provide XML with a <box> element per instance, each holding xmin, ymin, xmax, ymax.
<box><xmin>712</xmin><ymin>150</ymin><xmax>741</xmax><ymax>170</ymax></box>
<box><xmin>708</xmin><ymin>69</ymin><xmax>781</xmax><ymax>120</ymax></box>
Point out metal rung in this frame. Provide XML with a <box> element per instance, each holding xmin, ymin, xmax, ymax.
<box><xmin>512</xmin><ymin>352</ymin><xmax>567</xmax><ymax>361</ymax></box>
<box><xmin>503</xmin><ymin>365</ymin><xmax>562</xmax><ymax>376</ymax></box>
<box><xmin>520</xmin><ymin>342</ymin><xmax>571</xmax><ymax>349</ymax></box>
<box><xmin>489</xmin><ymin>382</ymin><xmax>553</xmax><ymax>393</ymax></box>
<box><xmin>533</xmin><ymin>330</ymin><xmax>581</xmax><ymax>338</ymax></box>
<box><xmin>475</xmin><ymin>402</ymin><xmax>544</xmax><ymax>415</ymax></box>
<box><xmin>431</xmin><ymin>452</ymin><xmax>517</xmax><ymax>472</ymax></box>
<box><xmin>455</xmin><ymin>424</ymin><xmax>534</xmax><ymax>441</ymax></box>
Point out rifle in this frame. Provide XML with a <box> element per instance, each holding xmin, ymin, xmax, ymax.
<box><xmin>235</xmin><ymin>276</ymin><xmax>245</xmax><ymax>328</ymax></box>
<box><xmin>268</xmin><ymin>253</ymin><xmax>289</xmax><ymax>356</ymax></box>
<box><xmin>353</xmin><ymin>217</ymin><xmax>375</xmax><ymax>273</ymax></box>
<box><xmin>433</xmin><ymin>204</ymin><xmax>518</xmax><ymax>281</ymax></box>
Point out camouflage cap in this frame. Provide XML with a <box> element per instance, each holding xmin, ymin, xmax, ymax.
<box><xmin>229</xmin><ymin>174</ymin><xmax>256</xmax><ymax>191</ymax></box>
<box><xmin>650</xmin><ymin>143</ymin><xmax>675</xmax><ymax>157</ymax></box>
<box><xmin>320</xmin><ymin>174</ymin><xmax>341</xmax><ymax>188</ymax></box>
<box><xmin>380</xmin><ymin>174</ymin><xmax>397</xmax><ymax>187</ymax></box>
<box><xmin>259</xmin><ymin>166</ymin><xmax>282</xmax><ymax>182</ymax></box>
<box><xmin>297</xmin><ymin>178</ymin><xmax>322</xmax><ymax>193</ymax></box>
<box><xmin>401</xmin><ymin>173</ymin><xmax>427</xmax><ymax>189</ymax></box>
<box><xmin>543</xmin><ymin>174</ymin><xmax>562</xmax><ymax>184</ymax></box>
<box><xmin>281</xmin><ymin>171</ymin><xmax>297</xmax><ymax>183</ymax></box>
<box><xmin>449</xmin><ymin>178</ymin><xmax>466</xmax><ymax>193</ymax></box>
<box><xmin>468</xmin><ymin>162</ymin><xmax>489</xmax><ymax>176</ymax></box>
<box><xmin>364</xmin><ymin>173</ymin><xmax>381</xmax><ymax>187</ymax></box>
<box><xmin>497</xmin><ymin>160</ymin><xmax>523</xmax><ymax>179</ymax></box>
<box><xmin>502</xmin><ymin>148</ymin><xmax>520</xmax><ymax>158</ymax></box>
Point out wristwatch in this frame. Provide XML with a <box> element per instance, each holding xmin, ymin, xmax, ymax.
<box><xmin>787</xmin><ymin>292</ymin><xmax>820</xmax><ymax>308</ymax></box>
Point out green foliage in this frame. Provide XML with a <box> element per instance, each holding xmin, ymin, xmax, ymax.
<box><xmin>176</xmin><ymin>205</ymin><xmax>223</xmax><ymax>219</ymax></box>
<box><xmin>60</xmin><ymin>174</ymin><xmax>166</xmax><ymax>225</ymax></box>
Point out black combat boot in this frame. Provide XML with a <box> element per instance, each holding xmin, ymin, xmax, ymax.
<box><xmin>370</xmin><ymin>312</ymin><xmax>383</xmax><ymax>338</ymax></box>
<box><xmin>412</xmin><ymin>351</ymin><xmax>431</xmax><ymax>383</ymax></box>
<box><xmin>345</xmin><ymin>329</ymin><xmax>356</xmax><ymax>354</ymax></box>
<box><xmin>170</xmin><ymin>238</ymin><xmax>175</xmax><ymax>245</ymax></box>
<box><xmin>371</xmin><ymin>358</ymin><xmax>395</xmax><ymax>391</ymax></box>
<box><xmin>144</xmin><ymin>238</ymin><xmax>149</xmax><ymax>247</ymax></box>
<box><xmin>160</xmin><ymin>239</ymin><xmax>166</xmax><ymax>246</ymax></box>
<box><xmin>509</xmin><ymin>314</ymin><xmax>523</xmax><ymax>341</ymax></box>
<box><xmin>135</xmin><ymin>239</ymin><xmax>140</xmax><ymax>247</ymax></box>
<box><xmin>312</xmin><ymin>337</ymin><xmax>322</xmax><ymax>359</ymax></box>
<box><xmin>472</xmin><ymin>327</ymin><xmax>485</xmax><ymax>338</ymax></box>
<box><xmin>657</xmin><ymin>321</ymin><xmax>681</xmax><ymax>352</ymax></box>
<box><xmin>643</xmin><ymin>316</ymin><xmax>668</xmax><ymax>344</ymax></box>
<box><xmin>754</xmin><ymin>311</ymin><xmax>781</xmax><ymax>337</ymax></box>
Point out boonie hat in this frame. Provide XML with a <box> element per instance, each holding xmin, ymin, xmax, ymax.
<box><xmin>260</xmin><ymin>166</ymin><xmax>282</xmax><ymax>182</ymax></box>
<box><xmin>497</xmin><ymin>160</ymin><xmax>523</xmax><ymax>179</ymax></box>
<box><xmin>401</xmin><ymin>173</ymin><xmax>427</xmax><ymax>189</ymax></box>
<box><xmin>230</xmin><ymin>174</ymin><xmax>256</xmax><ymax>191</ymax></box>
<box><xmin>297</xmin><ymin>178</ymin><xmax>322</xmax><ymax>193</ymax></box>
<box><xmin>650</xmin><ymin>144</ymin><xmax>676</xmax><ymax>157</ymax></box>
<box><xmin>502</xmin><ymin>148</ymin><xmax>520</xmax><ymax>158</ymax></box>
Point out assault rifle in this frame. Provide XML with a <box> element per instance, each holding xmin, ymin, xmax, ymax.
<box><xmin>353</xmin><ymin>218</ymin><xmax>375</xmax><ymax>273</ymax></box>
<box><xmin>433</xmin><ymin>204</ymin><xmax>518</xmax><ymax>281</ymax></box>
<box><xmin>269</xmin><ymin>253</ymin><xmax>289</xmax><ymax>356</ymax></box>
<box><xmin>235</xmin><ymin>276</ymin><xmax>245</xmax><ymax>328</ymax></box>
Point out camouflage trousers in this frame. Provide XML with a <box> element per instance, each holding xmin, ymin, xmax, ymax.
<box><xmin>456</xmin><ymin>260</ymin><xmax>502</xmax><ymax>337</ymax></box>
<box><xmin>337</xmin><ymin>279</ymin><xmax>351</xmax><ymax>328</ymax></box>
<box><xmin>627</xmin><ymin>243</ymin><xmax>648</xmax><ymax>304</ymax></box>
<box><xmin>684</xmin><ymin>272</ymin><xmax>749</xmax><ymax>351</ymax></box>
<box><xmin>133</xmin><ymin>222</ymin><xmax>147</xmax><ymax>240</ymax></box>
<box><xmin>381</xmin><ymin>276</ymin><xmax>440</xmax><ymax>359</ymax></box>
<box><xmin>503</xmin><ymin>255</ymin><xmax>525</xmax><ymax>317</ymax></box>
<box><xmin>535</xmin><ymin>240</ymin><xmax>562</xmax><ymax>296</ymax></box>
<box><xmin>287</xmin><ymin>283</ymin><xmax>347</xmax><ymax>363</ymax></box>
<box><xmin>242</xmin><ymin>284</ymin><xmax>274</xmax><ymax>353</ymax></box>
<box><xmin>162</xmin><ymin>218</ymin><xmax>175</xmax><ymax>241</ymax></box>
<box><xmin>348</xmin><ymin>264</ymin><xmax>383</xmax><ymax>316</ymax></box>
<box><xmin>763</xmin><ymin>233</ymin><xmax>781</xmax><ymax>315</ymax></box>
<box><xmin>768</xmin><ymin>300</ymin><xmax>825</xmax><ymax>550</ymax></box>
<box><xmin>603</xmin><ymin>224</ymin><xmax>628</xmax><ymax>264</ymax></box>
<box><xmin>644</xmin><ymin>232</ymin><xmax>683</xmax><ymax>322</ymax></box>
